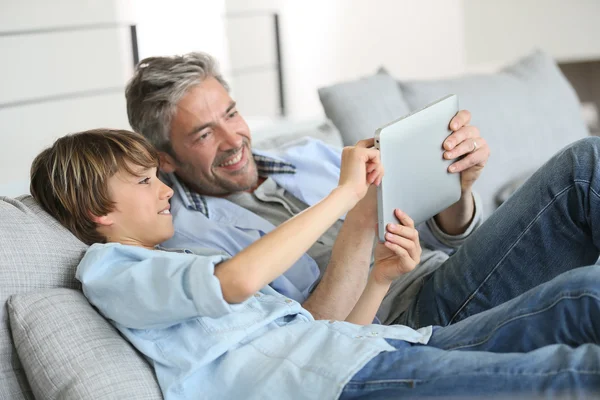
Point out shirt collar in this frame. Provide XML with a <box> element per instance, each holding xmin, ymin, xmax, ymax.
<box><xmin>174</xmin><ymin>153</ymin><xmax>296</xmax><ymax>218</ymax></box>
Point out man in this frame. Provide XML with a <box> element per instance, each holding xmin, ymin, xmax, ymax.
<box><xmin>125</xmin><ymin>52</ymin><xmax>599</xmax><ymax>329</ymax></box>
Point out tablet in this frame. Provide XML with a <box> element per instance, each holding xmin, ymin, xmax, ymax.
<box><xmin>375</xmin><ymin>94</ymin><xmax>461</xmax><ymax>242</ymax></box>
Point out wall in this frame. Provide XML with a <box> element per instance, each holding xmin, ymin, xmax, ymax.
<box><xmin>225</xmin><ymin>0</ymin><xmax>467</xmax><ymax>118</ymax></box>
<box><xmin>0</xmin><ymin>0</ymin><xmax>135</xmax><ymax>196</ymax></box>
<box><xmin>463</xmin><ymin>0</ymin><xmax>600</xmax><ymax>71</ymax></box>
<box><xmin>132</xmin><ymin>0</ymin><xmax>229</xmax><ymax>67</ymax></box>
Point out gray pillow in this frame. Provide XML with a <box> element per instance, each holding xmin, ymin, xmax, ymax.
<box><xmin>318</xmin><ymin>73</ymin><xmax>411</xmax><ymax>146</ymax></box>
<box><xmin>8</xmin><ymin>288</ymin><xmax>163</xmax><ymax>400</ymax></box>
<box><xmin>0</xmin><ymin>195</ymin><xmax>88</xmax><ymax>399</ymax></box>
<box><xmin>397</xmin><ymin>50</ymin><xmax>589</xmax><ymax>216</ymax></box>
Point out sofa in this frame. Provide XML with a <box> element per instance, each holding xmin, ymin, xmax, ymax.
<box><xmin>0</xmin><ymin>50</ymin><xmax>591</xmax><ymax>399</ymax></box>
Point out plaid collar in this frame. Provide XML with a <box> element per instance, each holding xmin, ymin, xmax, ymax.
<box><xmin>178</xmin><ymin>153</ymin><xmax>296</xmax><ymax>217</ymax></box>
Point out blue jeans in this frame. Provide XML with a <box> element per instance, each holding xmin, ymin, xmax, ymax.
<box><xmin>341</xmin><ymin>266</ymin><xmax>600</xmax><ymax>398</ymax></box>
<box><xmin>406</xmin><ymin>136</ymin><xmax>600</xmax><ymax>328</ymax></box>
<box><xmin>340</xmin><ymin>138</ymin><xmax>600</xmax><ymax>398</ymax></box>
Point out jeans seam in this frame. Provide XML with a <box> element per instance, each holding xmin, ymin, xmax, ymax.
<box><xmin>345</xmin><ymin>369</ymin><xmax>600</xmax><ymax>388</ymax></box>
<box><xmin>583</xmin><ymin>179</ymin><xmax>600</xmax><ymax>200</ymax></box>
<box><xmin>444</xmin><ymin>291</ymin><xmax>600</xmax><ymax>350</ymax></box>
<box><xmin>448</xmin><ymin>182</ymin><xmax>579</xmax><ymax>324</ymax></box>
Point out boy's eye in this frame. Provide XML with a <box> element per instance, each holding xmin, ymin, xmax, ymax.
<box><xmin>139</xmin><ymin>177</ymin><xmax>151</xmax><ymax>184</ymax></box>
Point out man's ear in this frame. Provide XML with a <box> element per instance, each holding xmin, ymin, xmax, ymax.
<box><xmin>91</xmin><ymin>214</ymin><xmax>113</xmax><ymax>227</ymax></box>
<box><xmin>159</xmin><ymin>151</ymin><xmax>177</xmax><ymax>174</ymax></box>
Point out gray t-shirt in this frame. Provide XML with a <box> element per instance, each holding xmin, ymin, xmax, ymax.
<box><xmin>227</xmin><ymin>177</ymin><xmax>483</xmax><ymax>324</ymax></box>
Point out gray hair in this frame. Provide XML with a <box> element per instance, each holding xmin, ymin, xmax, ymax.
<box><xmin>125</xmin><ymin>52</ymin><xmax>230</xmax><ymax>155</ymax></box>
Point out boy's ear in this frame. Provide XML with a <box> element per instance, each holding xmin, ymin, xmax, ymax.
<box><xmin>159</xmin><ymin>151</ymin><xmax>177</xmax><ymax>174</ymax></box>
<box><xmin>91</xmin><ymin>214</ymin><xmax>113</xmax><ymax>227</ymax></box>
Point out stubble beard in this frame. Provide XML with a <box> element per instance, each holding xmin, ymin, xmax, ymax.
<box><xmin>178</xmin><ymin>143</ymin><xmax>259</xmax><ymax>197</ymax></box>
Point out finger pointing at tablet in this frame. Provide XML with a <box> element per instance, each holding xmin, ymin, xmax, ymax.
<box><xmin>337</xmin><ymin>144</ymin><xmax>384</xmax><ymax>204</ymax></box>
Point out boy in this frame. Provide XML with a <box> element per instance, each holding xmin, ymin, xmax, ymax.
<box><xmin>31</xmin><ymin>129</ymin><xmax>600</xmax><ymax>399</ymax></box>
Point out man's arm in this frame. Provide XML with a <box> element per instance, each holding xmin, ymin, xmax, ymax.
<box><xmin>434</xmin><ymin>191</ymin><xmax>475</xmax><ymax>235</ymax></box>
<box><xmin>301</xmin><ymin>202</ymin><xmax>375</xmax><ymax>320</ymax></box>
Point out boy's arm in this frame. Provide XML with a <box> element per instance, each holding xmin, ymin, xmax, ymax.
<box><xmin>344</xmin><ymin>276</ymin><xmax>391</xmax><ymax>325</ymax></box>
<box><xmin>215</xmin><ymin>187</ymin><xmax>357</xmax><ymax>303</ymax></box>
<box><xmin>345</xmin><ymin>209</ymin><xmax>421</xmax><ymax>325</ymax></box>
<box><xmin>215</xmin><ymin>144</ymin><xmax>382</xmax><ymax>304</ymax></box>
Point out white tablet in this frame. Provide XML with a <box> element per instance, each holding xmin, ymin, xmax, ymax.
<box><xmin>375</xmin><ymin>94</ymin><xmax>461</xmax><ymax>242</ymax></box>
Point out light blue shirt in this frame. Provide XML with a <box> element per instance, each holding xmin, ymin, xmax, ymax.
<box><xmin>163</xmin><ymin>138</ymin><xmax>480</xmax><ymax>304</ymax></box>
<box><xmin>76</xmin><ymin>243</ymin><xmax>432</xmax><ymax>400</ymax></box>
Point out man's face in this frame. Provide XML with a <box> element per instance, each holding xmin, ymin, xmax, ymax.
<box><xmin>164</xmin><ymin>77</ymin><xmax>257</xmax><ymax>196</ymax></box>
<box><xmin>101</xmin><ymin>166</ymin><xmax>174</xmax><ymax>249</ymax></box>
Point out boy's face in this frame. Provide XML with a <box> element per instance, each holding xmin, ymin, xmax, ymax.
<box><xmin>99</xmin><ymin>165</ymin><xmax>174</xmax><ymax>249</ymax></box>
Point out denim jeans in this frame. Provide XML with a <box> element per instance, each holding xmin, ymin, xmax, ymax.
<box><xmin>340</xmin><ymin>137</ymin><xmax>600</xmax><ymax>398</ymax></box>
<box><xmin>405</xmin><ymin>136</ymin><xmax>600</xmax><ymax>328</ymax></box>
<box><xmin>341</xmin><ymin>266</ymin><xmax>600</xmax><ymax>398</ymax></box>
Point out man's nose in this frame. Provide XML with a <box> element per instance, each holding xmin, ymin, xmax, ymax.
<box><xmin>218</xmin><ymin>124</ymin><xmax>243</xmax><ymax>149</ymax></box>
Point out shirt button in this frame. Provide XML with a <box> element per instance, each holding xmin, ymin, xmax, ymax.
<box><xmin>355</xmin><ymin>335</ymin><xmax>363</xmax><ymax>339</ymax></box>
<box><xmin>285</xmin><ymin>299</ymin><xmax>293</xmax><ymax>304</ymax></box>
<box><xmin>328</xmin><ymin>320</ymin><xmax>335</xmax><ymax>324</ymax></box>
<box><xmin>371</xmin><ymin>332</ymin><xmax>379</xmax><ymax>336</ymax></box>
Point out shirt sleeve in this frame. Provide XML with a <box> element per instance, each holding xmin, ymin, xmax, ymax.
<box><xmin>76</xmin><ymin>244</ymin><xmax>240</xmax><ymax>330</ymax></box>
<box><xmin>417</xmin><ymin>191</ymin><xmax>484</xmax><ymax>255</ymax></box>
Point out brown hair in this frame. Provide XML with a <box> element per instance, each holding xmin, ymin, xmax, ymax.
<box><xmin>30</xmin><ymin>129</ymin><xmax>159</xmax><ymax>245</ymax></box>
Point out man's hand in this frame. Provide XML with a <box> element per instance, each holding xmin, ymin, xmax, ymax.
<box><xmin>372</xmin><ymin>209</ymin><xmax>421</xmax><ymax>284</ymax></box>
<box><xmin>443</xmin><ymin>110</ymin><xmax>490</xmax><ymax>193</ymax></box>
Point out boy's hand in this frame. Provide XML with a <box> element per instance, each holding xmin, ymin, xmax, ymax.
<box><xmin>373</xmin><ymin>209</ymin><xmax>421</xmax><ymax>284</ymax></box>
<box><xmin>337</xmin><ymin>138</ymin><xmax>383</xmax><ymax>204</ymax></box>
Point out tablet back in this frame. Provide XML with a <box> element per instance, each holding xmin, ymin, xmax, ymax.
<box><xmin>375</xmin><ymin>94</ymin><xmax>461</xmax><ymax>242</ymax></box>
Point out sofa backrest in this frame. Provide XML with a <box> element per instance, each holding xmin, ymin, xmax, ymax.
<box><xmin>0</xmin><ymin>195</ymin><xmax>87</xmax><ymax>399</ymax></box>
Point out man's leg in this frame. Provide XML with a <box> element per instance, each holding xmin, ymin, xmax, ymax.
<box><xmin>342</xmin><ymin>266</ymin><xmax>600</xmax><ymax>399</ymax></box>
<box><xmin>405</xmin><ymin>137</ymin><xmax>600</xmax><ymax>328</ymax></box>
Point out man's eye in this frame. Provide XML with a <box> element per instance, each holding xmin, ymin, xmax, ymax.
<box><xmin>197</xmin><ymin>131</ymin><xmax>212</xmax><ymax>142</ymax></box>
<box><xmin>139</xmin><ymin>177</ymin><xmax>151</xmax><ymax>184</ymax></box>
<box><xmin>228</xmin><ymin>111</ymin><xmax>238</xmax><ymax>118</ymax></box>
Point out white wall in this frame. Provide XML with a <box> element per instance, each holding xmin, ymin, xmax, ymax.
<box><xmin>226</xmin><ymin>0</ymin><xmax>466</xmax><ymax>118</ymax></box>
<box><xmin>464</xmin><ymin>0</ymin><xmax>600</xmax><ymax>72</ymax></box>
<box><xmin>132</xmin><ymin>0</ymin><xmax>230</xmax><ymax>69</ymax></box>
<box><xmin>0</xmin><ymin>0</ymin><xmax>134</xmax><ymax>196</ymax></box>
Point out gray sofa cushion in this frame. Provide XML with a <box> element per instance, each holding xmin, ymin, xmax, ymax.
<box><xmin>318</xmin><ymin>73</ymin><xmax>411</xmax><ymax>146</ymax></box>
<box><xmin>0</xmin><ymin>195</ymin><xmax>88</xmax><ymax>399</ymax></box>
<box><xmin>8</xmin><ymin>288</ymin><xmax>163</xmax><ymax>399</ymax></box>
<box><xmin>397</xmin><ymin>50</ymin><xmax>589</xmax><ymax>216</ymax></box>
